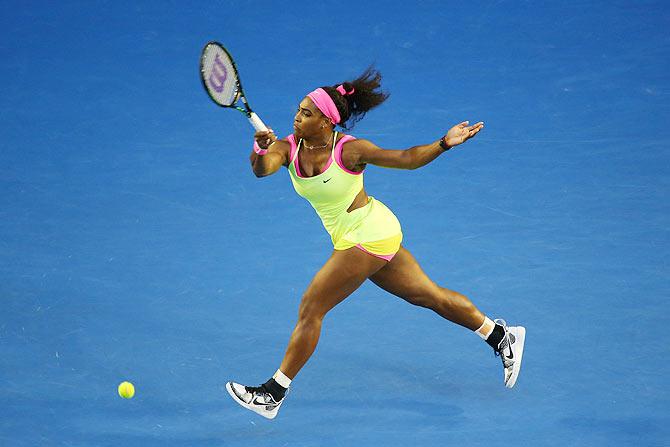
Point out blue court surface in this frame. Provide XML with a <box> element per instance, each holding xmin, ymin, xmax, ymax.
<box><xmin>2</xmin><ymin>1</ymin><xmax>669</xmax><ymax>446</ymax></box>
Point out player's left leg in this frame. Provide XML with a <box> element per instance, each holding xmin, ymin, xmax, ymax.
<box><xmin>368</xmin><ymin>245</ymin><xmax>525</xmax><ymax>388</ymax></box>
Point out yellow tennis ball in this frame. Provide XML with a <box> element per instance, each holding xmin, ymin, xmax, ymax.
<box><xmin>118</xmin><ymin>381</ymin><xmax>135</xmax><ymax>399</ymax></box>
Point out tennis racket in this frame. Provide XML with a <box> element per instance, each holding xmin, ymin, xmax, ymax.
<box><xmin>200</xmin><ymin>41</ymin><xmax>268</xmax><ymax>132</ymax></box>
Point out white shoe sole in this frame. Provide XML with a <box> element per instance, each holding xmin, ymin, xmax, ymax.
<box><xmin>225</xmin><ymin>382</ymin><xmax>279</xmax><ymax>420</ymax></box>
<box><xmin>505</xmin><ymin>326</ymin><xmax>525</xmax><ymax>388</ymax></box>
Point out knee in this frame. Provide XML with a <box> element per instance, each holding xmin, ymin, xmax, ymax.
<box><xmin>297</xmin><ymin>293</ymin><xmax>326</xmax><ymax>324</ymax></box>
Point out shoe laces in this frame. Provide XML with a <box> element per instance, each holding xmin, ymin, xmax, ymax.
<box><xmin>245</xmin><ymin>384</ymin><xmax>284</xmax><ymax>403</ymax></box>
<box><xmin>245</xmin><ymin>385</ymin><xmax>272</xmax><ymax>399</ymax></box>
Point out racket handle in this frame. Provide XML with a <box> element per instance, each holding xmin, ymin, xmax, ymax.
<box><xmin>248</xmin><ymin>112</ymin><xmax>268</xmax><ymax>132</ymax></box>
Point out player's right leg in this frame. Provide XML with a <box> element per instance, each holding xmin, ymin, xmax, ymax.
<box><xmin>226</xmin><ymin>246</ymin><xmax>387</xmax><ymax>419</ymax></box>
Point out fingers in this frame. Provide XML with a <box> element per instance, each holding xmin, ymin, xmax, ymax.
<box><xmin>254</xmin><ymin>130</ymin><xmax>276</xmax><ymax>139</ymax></box>
<box><xmin>466</xmin><ymin>122</ymin><xmax>484</xmax><ymax>139</ymax></box>
<box><xmin>454</xmin><ymin>120</ymin><xmax>483</xmax><ymax>135</ymax></box>
<box><xmin>448</xmin><ymin>120</ymin><xmax>483</xmax><ymax>129</ymax></box>
<box><xmin>254</xmin><ymin>129</ymin><xmax>277</xmax><ymax>149</ymax></box>
<box><xmin>443</xmin><ymin>120</ymin><xmax>484</xmax><ymax>147</ymax></box>
<box><xmin>471</xmin><ymin>122</ymin><xmax>484</xmax><ymax>133</ymax></box>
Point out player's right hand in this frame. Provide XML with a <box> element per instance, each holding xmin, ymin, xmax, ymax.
<box><xmin>254</xmin><ymin>130</ymin><xmax>277</xmax><ymax>150</ymax></box>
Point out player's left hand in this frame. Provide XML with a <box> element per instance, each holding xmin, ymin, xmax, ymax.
<box><xmin>443</xmin><ymin>121</ymin><xmax>484</xmax><ymax>148</ymax></box>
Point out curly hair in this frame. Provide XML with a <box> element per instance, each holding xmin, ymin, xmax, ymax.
<box><xmin>319</xmin><ymin>66</ymin><xmax>389</xmax><ymax>130</ymax></box>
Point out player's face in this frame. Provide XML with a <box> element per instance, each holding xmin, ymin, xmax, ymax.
<box><xmin>293</xmin><ymin>97</ymin><xmax>329</xmax><ymax>138</ymax></box>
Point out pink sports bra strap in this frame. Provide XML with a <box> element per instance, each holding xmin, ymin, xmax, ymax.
<box><xmin>287</xmin><ymin>134</ymin><xmax>298</xmax><ymax>163</ymax></box>
<box><xmin>334</xmin><ymin>135</ymin><xmax>362</xmax><ymax>175</ymax></box>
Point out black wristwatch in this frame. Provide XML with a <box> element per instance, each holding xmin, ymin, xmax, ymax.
<box><xmin>439</xmin><ymin>136</ymin><xmax>451</xmax><ymax>152</ymax></box>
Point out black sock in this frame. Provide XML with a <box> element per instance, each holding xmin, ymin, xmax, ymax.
<box><xmin>262</xmin><ymin>378</ymin><xmax>287</xmax><ymax>401</ymax></box>
<box><xmin>486</xmin><ymin>324</ymin><xmax>505</xmax><ymax>350</ymax></box>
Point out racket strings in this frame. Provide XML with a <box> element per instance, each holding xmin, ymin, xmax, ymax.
<box><xmin>202</xmin><ymin>44</ymin><xmax>239</xmax><ymax>106</ymax></box>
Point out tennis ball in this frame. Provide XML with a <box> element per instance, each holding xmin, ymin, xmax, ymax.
<box><xmin>118</xmin><ymin>381</ymin><xmax>135</xmax><ymax>399</ymax></box>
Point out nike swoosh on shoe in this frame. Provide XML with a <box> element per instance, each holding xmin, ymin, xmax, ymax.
<box><xmin>253</xmin><ymin>397</ymin><xmax>279</xmax><ymax>408</ymax></box>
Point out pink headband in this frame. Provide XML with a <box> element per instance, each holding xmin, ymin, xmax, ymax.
<box><xmin>307</xmin><ymin>84</ymin><xmax>355</xmax><ymax>125</ymax></box>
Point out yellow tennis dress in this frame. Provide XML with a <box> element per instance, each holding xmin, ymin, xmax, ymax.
<box><xmin>286</xmin><ymin>132</ymin><xmax>403</xmax><ymax>261</ymax></box>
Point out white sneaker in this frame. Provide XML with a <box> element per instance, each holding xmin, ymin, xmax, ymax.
<box><xmin>225</xmin><ymin>381</ymin><xmax>285</xmax><ymax>420</ymax></box>
<box><xmin>494</xmin><ymin>319</ymin><xmax>526</xmax><ymax>388</ymax></box>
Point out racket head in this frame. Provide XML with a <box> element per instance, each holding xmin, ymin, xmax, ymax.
<box><xmin>200</xmin><ymin>41</ymin><xmax>243</xmax><ymax>108</ymax></box>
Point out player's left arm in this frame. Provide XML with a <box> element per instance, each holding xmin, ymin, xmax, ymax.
<box><xmin>348</xmin><ymin>121</ymin><xmax>484</xmax><ymax>170</ymax></box>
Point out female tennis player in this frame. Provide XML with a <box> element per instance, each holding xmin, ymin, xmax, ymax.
<box><xmin>226</xmin><ymin>68</ymin><xmax>525</xmax><ymax>419</ymax></box>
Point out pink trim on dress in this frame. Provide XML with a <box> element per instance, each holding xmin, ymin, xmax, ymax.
<box><xmin>354</xmin><ymin>243</ymin><xmax>396</xmax><ymax>261</ymax></box>
<box><xmin>288</xmin><ymin>134</ymin><xmax>298</xmax><ymax>163</ymax></box>
<box><xmin>290</xmin><ymin>133</ymin><xmax>335</xmax><ymax>179</ymax></box>
<box><xmin>294</xmin><ymin>151</ymin><xmax>334</xmax><ymax>179</ymax></box>
<box><xmin>334</xmin><ymin>135</ymin><xmax>364</xmax><ymax>175</ymax></box>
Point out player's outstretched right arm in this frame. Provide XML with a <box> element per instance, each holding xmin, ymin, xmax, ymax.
<box><xmin>250</xmin><ymin>130</ymin><xmax>290</xmax><ymax>177</ymax></box>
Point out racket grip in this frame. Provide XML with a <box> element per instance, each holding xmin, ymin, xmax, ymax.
<box><xmin>248</xmin><ymin>112</ymin><xmax>268</xmax><ymax>132</ymax></box>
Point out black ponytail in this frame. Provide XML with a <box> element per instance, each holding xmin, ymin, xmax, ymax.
<box><xmin>320</xmin><ymin>66</ymin><xmax>389</xmax><ymax>130</ymax></box>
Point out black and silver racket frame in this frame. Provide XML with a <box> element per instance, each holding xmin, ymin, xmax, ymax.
<box><xmin>200</xmin><ymin>41</ymin><xmax>268</xmax><ymax>132</ymax></box>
